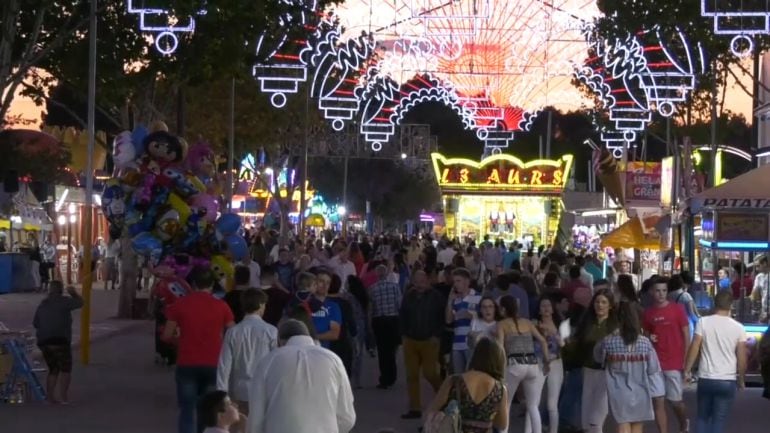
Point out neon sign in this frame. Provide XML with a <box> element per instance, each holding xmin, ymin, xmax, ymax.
<box><xmin>431</xmin><ymin>152</ymin><xmax>573</xmax><ymax>194</ymax></box>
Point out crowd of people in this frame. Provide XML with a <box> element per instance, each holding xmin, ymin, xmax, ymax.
<box><xmin>29</xmin><ymin>229</ymin><xmax>770</xmax><ymax>433</ymax></box>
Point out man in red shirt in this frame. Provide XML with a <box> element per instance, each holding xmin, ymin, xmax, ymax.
<box><xmin>163</xmin><ymin>267</ymin><xmax>235</xmax><ymax>433</ymax></box>
<box><xmin>643</xmin><ymin>276</ymin><xmax>691</xmax><ymax>433</ymax></box>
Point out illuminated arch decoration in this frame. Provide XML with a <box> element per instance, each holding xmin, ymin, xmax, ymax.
<box><xmin>701</xmin><ymin>0</ymin><xmax>770</xmax><ymax>57</ymax></box>
<box><xmin>330</xmin><ymin>0</ymin><xmax>600</xmax><ymax>151</ymax></box>
<box><xmin>253</xmin><ymin>1</ymin><xmax>604</xmax><ymax>153</ymax></box>
<box><xmin>126</xmin><ymin>0</ymin><xmax>206</xmax><ymax>55</ymax></box>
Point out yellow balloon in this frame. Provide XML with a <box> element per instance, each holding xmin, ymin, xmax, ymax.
<box><xmin>186</xmin><ymin>174</ymin><xmax>206</xmax><ymax>194</ymax></box>
<box><xmin>211</xmin><ymin>255</ymin><xmax>234</xmax><ymax>279</ymax></box>
<box><xmin>167</xmin><ymin>193</ymin><xmax>191</xmax><ymax>224</ymax></box>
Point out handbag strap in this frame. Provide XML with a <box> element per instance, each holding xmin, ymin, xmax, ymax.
<box><xmin>453</xmin><ymin>375</ymin><xmax>463</xmax><ymax>403</ymax></box>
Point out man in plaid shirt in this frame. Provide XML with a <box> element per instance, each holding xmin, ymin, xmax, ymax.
<box><xmin>370</xmin><ymin>264</ymin><xmax>403</xmax><ymax>389</ymax></box>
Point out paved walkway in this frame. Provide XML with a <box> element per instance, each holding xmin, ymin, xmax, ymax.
<box><xmin>0</xmin><ymin>288</ymin><xmax>145</xmax><ymax>349</ymax></box>
<box><xmin>1</xmin><ymin>322</ymin><xmax>768</xmax><ymax>433</ymax></box>
<box><xmin>1</xmin><ymin>292</ymin><xmax>768</xmax><ymax>433</ymax></box>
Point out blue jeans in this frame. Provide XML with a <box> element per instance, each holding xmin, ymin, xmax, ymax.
<box><xmin>558</xmin><ymin>368</ymin><xmax>583</xmax><ymax>430</ymax></box>
<box><xmin>696</xmin><ymin>378</ymin><xmax>737</xmax><ymax>433</ymax></box>
<box><xmin>452</xmin><ymin>349</ymin><xmax>470</xmax><ymax>374</ymax></box>
<box><xmin>176</xmin><ymin>366</ymin><xmax>217</xmax><ymax>433</ymax></box>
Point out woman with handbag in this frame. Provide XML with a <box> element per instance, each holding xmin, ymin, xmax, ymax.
<box><xmin>496</xmin><ymin>295</ymin><xmax>551</xmax><ymax>433</ymax></box>
<box><xmin>425</xmin><ymin>338</ymin><xmax>509</xmax><ymax>433</ymax></box>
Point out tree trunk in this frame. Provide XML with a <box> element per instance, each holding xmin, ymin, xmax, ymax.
<box><xmin>278</xmin><ymin>198</ymin><xmax>291</xmax><ymax>246</ymax></box>
<box><xmin>117</xmin><ymin>235</ymin><xmax>138</xmax><ymax>319</ymax></box>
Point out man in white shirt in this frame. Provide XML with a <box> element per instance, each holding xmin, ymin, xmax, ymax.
<box><xmin>217</xmin><ymin>289</ymin><xmax>277</xmax><ymax>413</ymax></box>
<box><xmin>575</xmin><ymin>256</ymin><xmax>594</xmax><ymax>290</ymax></box>
<box><xmin>684</xmin><ymin>291</ymin><xmax>747</xmax><ymax>433</ymax></box>
<box><xmin>753</xmin><ymin>257</ymin><xmax>769</xmax><ymax>322</ymax></box>
<box><xmin>104</xmin><ymin>239</ymin><xmax>120</xmax><ymax>290</ymax></box>
<box><xmin>248</xmin><ymin>319</ymin><xmax>355</xmax><ymax>433</ymax></box>
<box><xmin>327</xmin><ymin>247</ymin><xmax>356</xmax><ymax>292</ymax></box>
<box><xmin>437</xmin><ymin>241</ymin><xmax>458</xmax><ymax>268</ymax></box>
<box><xmin>41</xmin><ymin>236</ymin><xmax>57</xmax><ymax>289</ymax></box>
<box><xmin>240</xmin><ymin>254</ymin><xmax>261</xmax><ymax>288</ymax></box>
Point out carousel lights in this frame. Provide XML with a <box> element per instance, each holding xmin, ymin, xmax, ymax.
<box><xmin>126</xmin><ymin>0</ymin><xmax>206</xmax><ymax>55</ymax></box>
<box><xmin>700</xmin><ymin>0</ymin><xmax>770</xmax><ymax>57</ymax></box>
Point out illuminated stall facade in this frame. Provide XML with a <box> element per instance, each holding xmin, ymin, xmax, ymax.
<box><xmin>234</xmin><ymin>154</ymin><xmax>315</xmax><ymax>226</ymax></box>
<box><xmin>432</xmin><ymin>153</ymin><xmax>573</xmax><ymax>247</ymax></box>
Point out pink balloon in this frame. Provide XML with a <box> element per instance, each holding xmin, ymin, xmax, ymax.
<box><xmin>189</xmin><ymin>193</ymin><xmax>218</xmax><ymax>223</ymax></box>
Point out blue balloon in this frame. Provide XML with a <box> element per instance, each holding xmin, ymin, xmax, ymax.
<box><xmin>216</xmin><ymin>213</ymin><xmax>241</xmax><ymax>236</ymax></box>
<box><xmin>132</xmin><ymin>126</ymin><xmax>149</xmax><ymax>156</ymax></box>
<box><xmin>131</xmin><ymin>232</ymin><xmax>162</xmax><ymax>260</ymax></box>
<box><xmin>224</xmin><ymin>234</ymin><xmax>248</xmax><ymax>261</ymax></box>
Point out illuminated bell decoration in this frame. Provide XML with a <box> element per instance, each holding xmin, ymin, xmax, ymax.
<box><xmin>576</xmin><ymin>25</ymin><xmax>704</xmax><ymax>157</ymax></box>
<box><xmin>126</xmin><ymin>0</ymin><xmax>206</xmax><ymax>55</ymax></box>
<box><xmin>700</xmin><ymin>1</ymin><xmax>770</xmax><ymax>57</ymax></box>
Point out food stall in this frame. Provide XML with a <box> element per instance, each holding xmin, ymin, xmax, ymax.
<box><xmin>690</xmin><ymin>164</ymin><xmax>770</xmax><ymax>383</ymax></box>
<box><xmin>431</xmin><ymin>152</ymin><xmax>573</xmax><ymax>247</ymax></box>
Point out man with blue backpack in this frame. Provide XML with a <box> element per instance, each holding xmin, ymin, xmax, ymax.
<box><xmin>668</xmin><ymin>275</ymin><xmax>700</xmax><ymax>337</ymax></box>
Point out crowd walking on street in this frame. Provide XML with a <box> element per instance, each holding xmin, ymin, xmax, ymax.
<box><xmin>23</xmin><ymin>230</ymin><xmax>770</xmax><ymax>433</ymax></box>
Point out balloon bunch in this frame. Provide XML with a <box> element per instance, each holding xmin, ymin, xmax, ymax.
<box><xmin>102</xmin><ymin>122</ymin><xmax>249</xmax><ymax>291</ymax></box>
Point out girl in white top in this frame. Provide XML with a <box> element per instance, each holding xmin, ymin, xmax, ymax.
<box><xmin>468</xmin><ymin>296</ymin><xmax>500</xmax><ymax>353</ymax></box>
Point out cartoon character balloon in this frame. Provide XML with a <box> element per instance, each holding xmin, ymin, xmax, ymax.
<box><xmin>142</xmin><ymin>131</ymin><xmax>186</xmax><ymax>174</ymax></box>
<box><xmin>155</xmin><ymin>209</ymin><xmax>181</xmax><ymax>241</ymax></box>
<box><xmin>152</xmin><ymin>276</ymin><xmax>191</xmax><ymax>306</ymax></box>
<box><xmin>211</xmin><ymin>254</ymin><xmax>234</xmax><ymax>280</ymax></box>
<box><xmin>112</xmin><ymin>131</ymin><xmax>136</xmax><ymax>169</ymax></box>
<box><xmin>131</xmin><ymin>232</ymin><xmax>163</xmax><ymax>265</ymax></box>
<box><xmin>185</xmin><ymin>141</ymin><xmax>216</xmax><ymax>179</ymax></box>
<box><xmin>101</xmin><ymin>180</ymin><xmax>126</xmax><ymax>226</ymax></box>
<box><xmin>190</xmin><ymin>194</ymin><xmax>218</xmax><ymax>223</ymax></box>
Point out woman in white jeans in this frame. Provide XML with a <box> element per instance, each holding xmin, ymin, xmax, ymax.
<box><xmin>496</xmin><ymin>295</ymin><xmax>550</xmax><ymax>433</ymax></box>
<box><xmin>569</xmin><ymin>289</ymin><xmax>617</xmax><ymax>433</ymax></box>
<box><xmin>533</xmin><ymin>296</ymin><xmax>564</xmax><ymax>433</ymax></box>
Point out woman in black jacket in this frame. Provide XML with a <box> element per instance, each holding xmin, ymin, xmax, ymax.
<box><xmin>327</xmin><ymin>273</ymin><xmax>357</xmax><ymax>377</ymax></box>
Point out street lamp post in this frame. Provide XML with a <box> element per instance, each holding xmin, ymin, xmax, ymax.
<box><xmin>58</xmin><ymin>204</ymin><xmax>78</xmax><ymax>285</ymax></box>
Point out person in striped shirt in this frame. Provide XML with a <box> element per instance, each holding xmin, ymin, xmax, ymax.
<box><xmin>445</xmin><ymin>267</ymin><xmax>483</xmax><ymax>374</ymax></box>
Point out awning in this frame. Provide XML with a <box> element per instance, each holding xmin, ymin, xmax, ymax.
<box><xmin>601</xmin><ymin>217</ymin><xmax>661</xmax><ymax>250</ymax></box>
<box><xmin>22</xmin><ymin>223</ymin><xmax>40</xmax><ymax>231</ymax></box>
<box><xmin>691</xmin><ymin>164</ymin><xmax>770</xmax><ymax>212</ymax></box>
<box><xmin>0</xmin><ymin>220</ymin><xmax>9</xmax><ymax>230</ymax></box>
